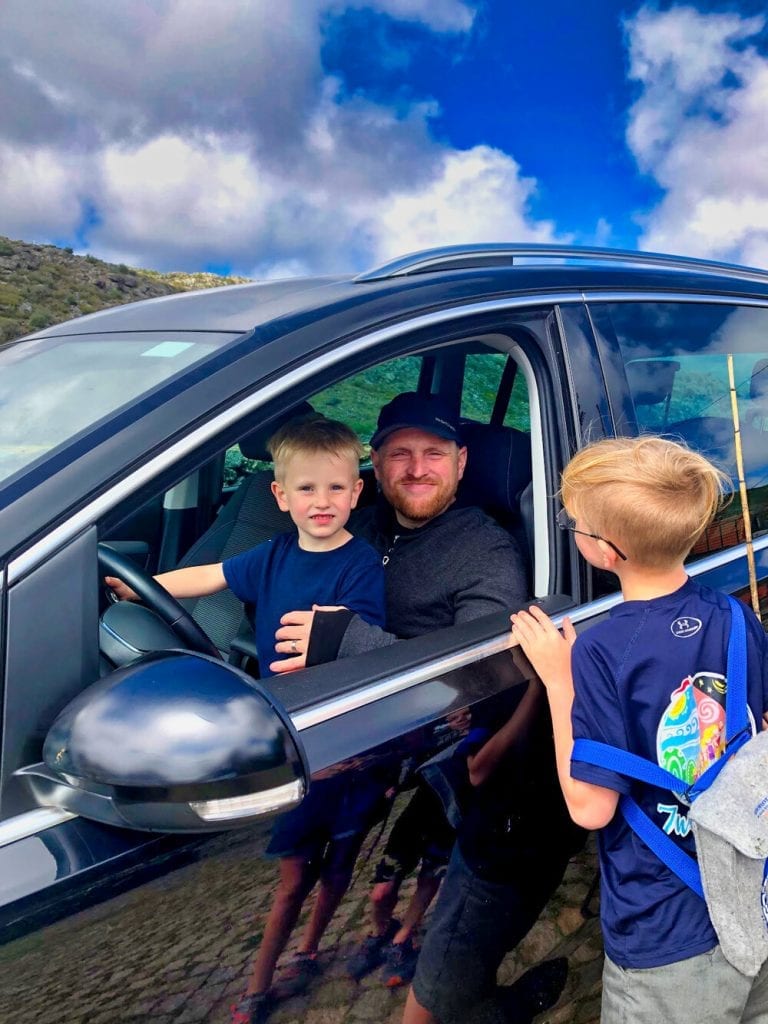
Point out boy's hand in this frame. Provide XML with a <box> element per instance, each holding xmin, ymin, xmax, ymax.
<box><xmin>510</xmin><ymin>605</ymin><xmax>576</xmax><ymax>691</ymax></box>
<box><xmin>270</xmin><ymin>605</ymin><xmax>346</xmax><ymax>674</ymax></box>
<box><xmin>104</xmin><ymin>575</ymin><xmax>138</xmax><ymax>602</ymax></box>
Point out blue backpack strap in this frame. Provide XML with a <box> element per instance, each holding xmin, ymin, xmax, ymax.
<box><xmin>687</xmin><ymin>596</ymin><xmax>751</xmax><ymax>798</ymax></box>
<box><xmin>572</xmin><ymin>738</ymin><xmax>686</xmax><ymax>792</ymax></box>
<box><xmin>725</xmin><ymin>595</ymin><xmax>748</xmax><ymax>742</ymax></box>
<box><xmin>621</xmin><ymin>795</ymin><xmax>704</xmax><ymax>898</ymax></box>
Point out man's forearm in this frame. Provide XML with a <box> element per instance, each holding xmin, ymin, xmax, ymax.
<box><xmin>338</xmin><ymin>614</ymin><xmax>398</xmax><ymax>658</ymax></box>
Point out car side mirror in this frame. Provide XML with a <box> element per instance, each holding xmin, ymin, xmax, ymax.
<box><xmin>16</xmin><ymin>651</ymin><xmax>307</xmax><ymax>832</ymax></box>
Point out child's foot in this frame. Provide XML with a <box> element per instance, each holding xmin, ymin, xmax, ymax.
<box><xmin>230</xmin><ymin>991</ymin><xmax>274</xmax><ymax>1024</ymax></box>
<box><xmin>274</xmin><ymin>951</ymin><xmax>321</xmax><ymax>998</ymax></box>
<box><xmin>381</xmin><ymin>936</ymin><xmax>418</xmax><ymax>988</ymax></box>
<box><xmin>347</xmin><ymin>918</ymin><xmax>401</xmax><ymax>981</ymax></box>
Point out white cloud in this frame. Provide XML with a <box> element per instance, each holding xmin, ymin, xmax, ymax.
<box><xmin>626</xmin><ymin>5</ymin><xmax>768</xmax><ymax>268</ymax></box>
<box><xmin>0</xmin><ymin>143</ymin><xmax>86</xmax><ymax>240</ymax></box>
<box><xmin>366</xmin><ymin>146</ymin><xmax>564</xmax><ymax>261</ymax></box>
<box><xmin>0</xmin><ymin>0</ymin><xmax>562</xmax><ymax>275</ymax></box>
<box><xmin>340</xmin><ymin>0</ymin><xmax>475</xmax><ymax>32</ymax></box>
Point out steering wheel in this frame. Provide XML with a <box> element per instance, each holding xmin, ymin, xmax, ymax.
<box><xmin>98</xmin><ymin>543</ymin><xmax>222</xmax><ymax>660</ymax></box>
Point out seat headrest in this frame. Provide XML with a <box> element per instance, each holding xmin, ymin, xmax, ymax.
<box><xmin>456</xmin><ymin>421</ymin><xmax>532</xmax><ymax>527</ymax></box>
<box><xmin>626</xmin><ymin>359</ymin><xmax>681</xmax><ymax>406</ymax></box>
<box><xmin>238</xmin><ymin>402</ymin><xmax>316</xmax><ymax>460</ymax></box>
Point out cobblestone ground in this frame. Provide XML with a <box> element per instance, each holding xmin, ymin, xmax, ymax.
<box><xmin>0</xmin><ymin>804</ymin><xmax>603</xmax><ymax>1024</ymax></box>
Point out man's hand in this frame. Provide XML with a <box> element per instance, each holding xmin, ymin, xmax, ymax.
<box><xmin>510</xmin><ymin>605</ymin><xmax>576</xmax><ymax>692</ymax></box>
<box><xmin>104</xmin><ymin>576</ymin><xmax>138</xmax><ymax>602</ymax></box>
<box><xmin>270</xmin><ymin>605</ymin><xmax>346</xmax><ymax>674</ymax></box>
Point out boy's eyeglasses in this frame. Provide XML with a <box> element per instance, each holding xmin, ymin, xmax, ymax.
<box><xmin>556</xmin><ymin>508</ymin><xmax>628</xmax><ymax>561</ymax></box>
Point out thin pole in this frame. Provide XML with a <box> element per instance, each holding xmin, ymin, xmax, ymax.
<box><xmin>727</xmin><ymin>353</ymin><xmax>760</xmax><ymax>616</ymax></box>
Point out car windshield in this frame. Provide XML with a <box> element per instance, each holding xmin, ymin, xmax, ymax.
<box><xmin>0</xmin><ymin>331</ymin><xmax>235</xmax><ymax>485</ymax></box>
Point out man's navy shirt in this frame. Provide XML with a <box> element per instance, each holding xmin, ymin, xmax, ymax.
<box><xmin>223</xmin><ymin>532</ymin><xmax>385</xmax><ymax>676</ymax></box>
<box><xmin>571</xmin><ymin>578</ymin><xmax>768</xmax><ymax>968</ymax></box>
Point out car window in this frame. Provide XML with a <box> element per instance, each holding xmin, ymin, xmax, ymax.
<box><xmin>311</xmin><ymin>355</ymin><xmax>422</xmax><ymax>445</ymax></box>
<box><xmin>0</xmin><ymin>331</ymin><xmax>234</xmax><ymax>488</ymax></box>
<box><xmin>591</xmin><ymin>302</ymin><xmax>768</xmax><ymax>571</ymax></box>
<box><xmin>223</xmin><ymin>355</ymin><xmax>422</xmax><ymax>484</ymax></box>
<box><xmin>460</xmin><ymin>352</ymin><xmax>530</xmax><ymax>431</ymax></box>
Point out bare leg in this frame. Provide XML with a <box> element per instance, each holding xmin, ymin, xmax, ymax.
<box><xmin>297</xmin><ymin>835</ymin><xmax>366</xmax><ymax>954</ymax></box>
<box><xmin>297</xmin><ymin>873</ymin><xmax>352</xmax><ymax>954</ymax></box>
<box><xmin>246</xmin><ymin>856</ymin><xmax>319</xmax><ymax>995</ymax></box>
<box><xmin>370</xmin><ymin>878</ymin><xmax>401</xmax><ymax>935</ymax></box>
<box><xmin>393</xmin><ymin>873</ymin><xmax>441</xmax><ymax>945</ymax></box>
<box><xmin>402</xmin><ymin>986</ymin><xmax>436</xmax><ymax>1024</ymax></box>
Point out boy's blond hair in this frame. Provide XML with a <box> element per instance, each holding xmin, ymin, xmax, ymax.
<box><xmin>561</xmin><ymin>436</ymin><xmax>730</xmax><ymax>569</ymax></box>
<box><xmin>267</xmin><ymin>414</ymin><xmax>364</xmax><ymax>482</ymax></box>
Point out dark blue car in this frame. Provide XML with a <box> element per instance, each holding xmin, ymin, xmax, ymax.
<box><xmin>2</xmin><ymin>244</ymin><xmax>768</xmax><ymax>1022</ymax></box>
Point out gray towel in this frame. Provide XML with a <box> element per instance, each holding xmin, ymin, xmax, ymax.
<box><xmin>689</xmin><ymin>729</ymin><xmax>768</xmax><ymax>977</ymax></box>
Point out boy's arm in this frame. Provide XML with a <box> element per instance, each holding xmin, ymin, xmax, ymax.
<box><xmin>510</xmin><ymin>605</ymin><xmax>619</xmax><ymax>831</ymax></box>
<box><xmin>105</xmin><ymin>563</ymin><xmax>227</xmax><ymax>602</ymax></box>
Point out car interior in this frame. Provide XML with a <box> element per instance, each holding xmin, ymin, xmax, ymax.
<box><xmin>98</xmin><ymin>334</ymin><xmax>544</xmax><ymax>677</ymax></box>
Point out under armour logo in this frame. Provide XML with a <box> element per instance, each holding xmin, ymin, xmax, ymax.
<box><xmin>670</xmin><ymin>617</ymin><xmax>702</xmax><ymax>638</ymax></box>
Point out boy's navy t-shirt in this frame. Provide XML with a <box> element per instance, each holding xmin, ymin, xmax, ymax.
<box><xmin>222</xmin><ymin>532</ymin><xmax>385</xmax><ymax>677</ymax></box>
<box><xmin>570</xmin><ymin>578</ymin><xmax>768</xmax><ymax>969</ymax></box>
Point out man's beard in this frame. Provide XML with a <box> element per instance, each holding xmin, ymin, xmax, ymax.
<box><xmin>385</xmin><ymin>477</ymin><xmax>457</xmax><ymax>524</ymax></box>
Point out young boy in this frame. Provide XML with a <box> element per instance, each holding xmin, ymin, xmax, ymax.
<box><xmin>105</xmin><ymin>414</ymin><xmax>385</xmax><ymax>675</ymax></box>
<box><xmin>511</xmin><ymin>436</ymin><xmax>768</xmax><ymax>1023</ymax></box>
<box><xmin>107</xmin><ymin>416</ymin><xmax>388</xmax><ymax>1024</ymax></box>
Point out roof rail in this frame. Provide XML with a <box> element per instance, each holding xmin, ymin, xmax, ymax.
<box><xmin>354</xmin><ymin>243</ymin><xmax>768</xmax><ymax>285</ymax></box>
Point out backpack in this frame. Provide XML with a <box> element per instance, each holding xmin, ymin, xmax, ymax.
<box><xmin>572</xmin><ymin>595</ymin><xmax>768</xmax><ymax>977</ymax></box>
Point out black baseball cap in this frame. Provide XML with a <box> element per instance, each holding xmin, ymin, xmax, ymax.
<box><xmin>370</xmin><ymin>392</ymin><xmax>462</xmax><ymax>450</ymax></box>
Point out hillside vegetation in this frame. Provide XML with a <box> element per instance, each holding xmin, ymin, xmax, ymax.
<box><xmin>0</xmin><ymin>235</ymin><xmax>249</xmax><ymax>344</ymax></box>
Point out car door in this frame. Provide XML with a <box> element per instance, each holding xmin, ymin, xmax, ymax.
<box><xmin>0</xmin><ymin>298</ymin><xmax>591</xmax><ymax>1023</ymax></box>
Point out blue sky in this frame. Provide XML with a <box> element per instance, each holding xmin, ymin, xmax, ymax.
<box><xmin>1</xmin><ymin>1</ymin><xmax>767</xmax><ymax>276</ymax></box>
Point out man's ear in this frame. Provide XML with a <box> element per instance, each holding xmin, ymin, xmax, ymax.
<box><xmin>271</xmin><ymin>479</ymin><xmax>290</xmax><ymax>512</ymax></box>
<box><xmin>456</xmin><ymin>445</ymin><xmax>468</xmax><ymax>480</ymax></box>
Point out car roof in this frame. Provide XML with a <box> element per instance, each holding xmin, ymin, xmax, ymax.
<box><xmin>18</xmin><ymin>244</ymin><xmax>768</xmax><ymax>341</ymax></box>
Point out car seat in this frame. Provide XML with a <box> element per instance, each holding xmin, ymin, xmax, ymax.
<box><xmin>456</xmin><ymin>420</ymin><xmax>533</xmax><ymax>580</ymax></box>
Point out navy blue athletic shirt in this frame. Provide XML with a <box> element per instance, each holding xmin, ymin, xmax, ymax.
<box><xmin>571</xmin><ymin>578</ymin><xmax>768</xmax><ymax>969</ymax></box>
<box><xmin>223</xmin><ymin>532</ymin><xmax>385</xmax><ymax>677</ymax></box>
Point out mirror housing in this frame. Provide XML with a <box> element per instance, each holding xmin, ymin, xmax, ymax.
<box><xmin>17</xmin><ymin>651</ymin><xmax>307</xmax><ymax>832</ymax></box>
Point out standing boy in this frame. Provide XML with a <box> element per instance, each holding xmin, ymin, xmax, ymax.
<box><xmin>106</xmin><ymin>415</ymin><xmax>387</xmax><ymax>1024</ymax></box>
<box><xmin>511</xmin><ymin>436</ymin><xmax>768</xmax><ymax>1023</ymax></box>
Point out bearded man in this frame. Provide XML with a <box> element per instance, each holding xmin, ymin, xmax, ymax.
<box><xmin>271</xmin><ymin>391</ymin><xmax>528</xmax><ymax>668</ymax></box>
<box><xmin>266</xmin><ymin>395</ymin><xmax>574</xmax><ymax>1024</ymax></box>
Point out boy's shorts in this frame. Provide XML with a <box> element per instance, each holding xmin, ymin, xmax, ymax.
<box><xmin>266</xmin><ymin>774</ymin><xmax>387</xmax><ymax>862</ymax></box>
<box><xmin>601</xmin><ymin>946</ymin><xmax>768</xmax><ymax>1024</ymax></box>
<box><xmin>373</xmin><ymin>784</ymin><xmax>453</xmax><ymax>885</ymax></box>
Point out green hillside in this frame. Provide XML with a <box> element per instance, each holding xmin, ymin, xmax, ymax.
<box><xmin>0</xmin><ymin>235</ymin><xmax>249</xmax><ymax>344</ymax></box>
